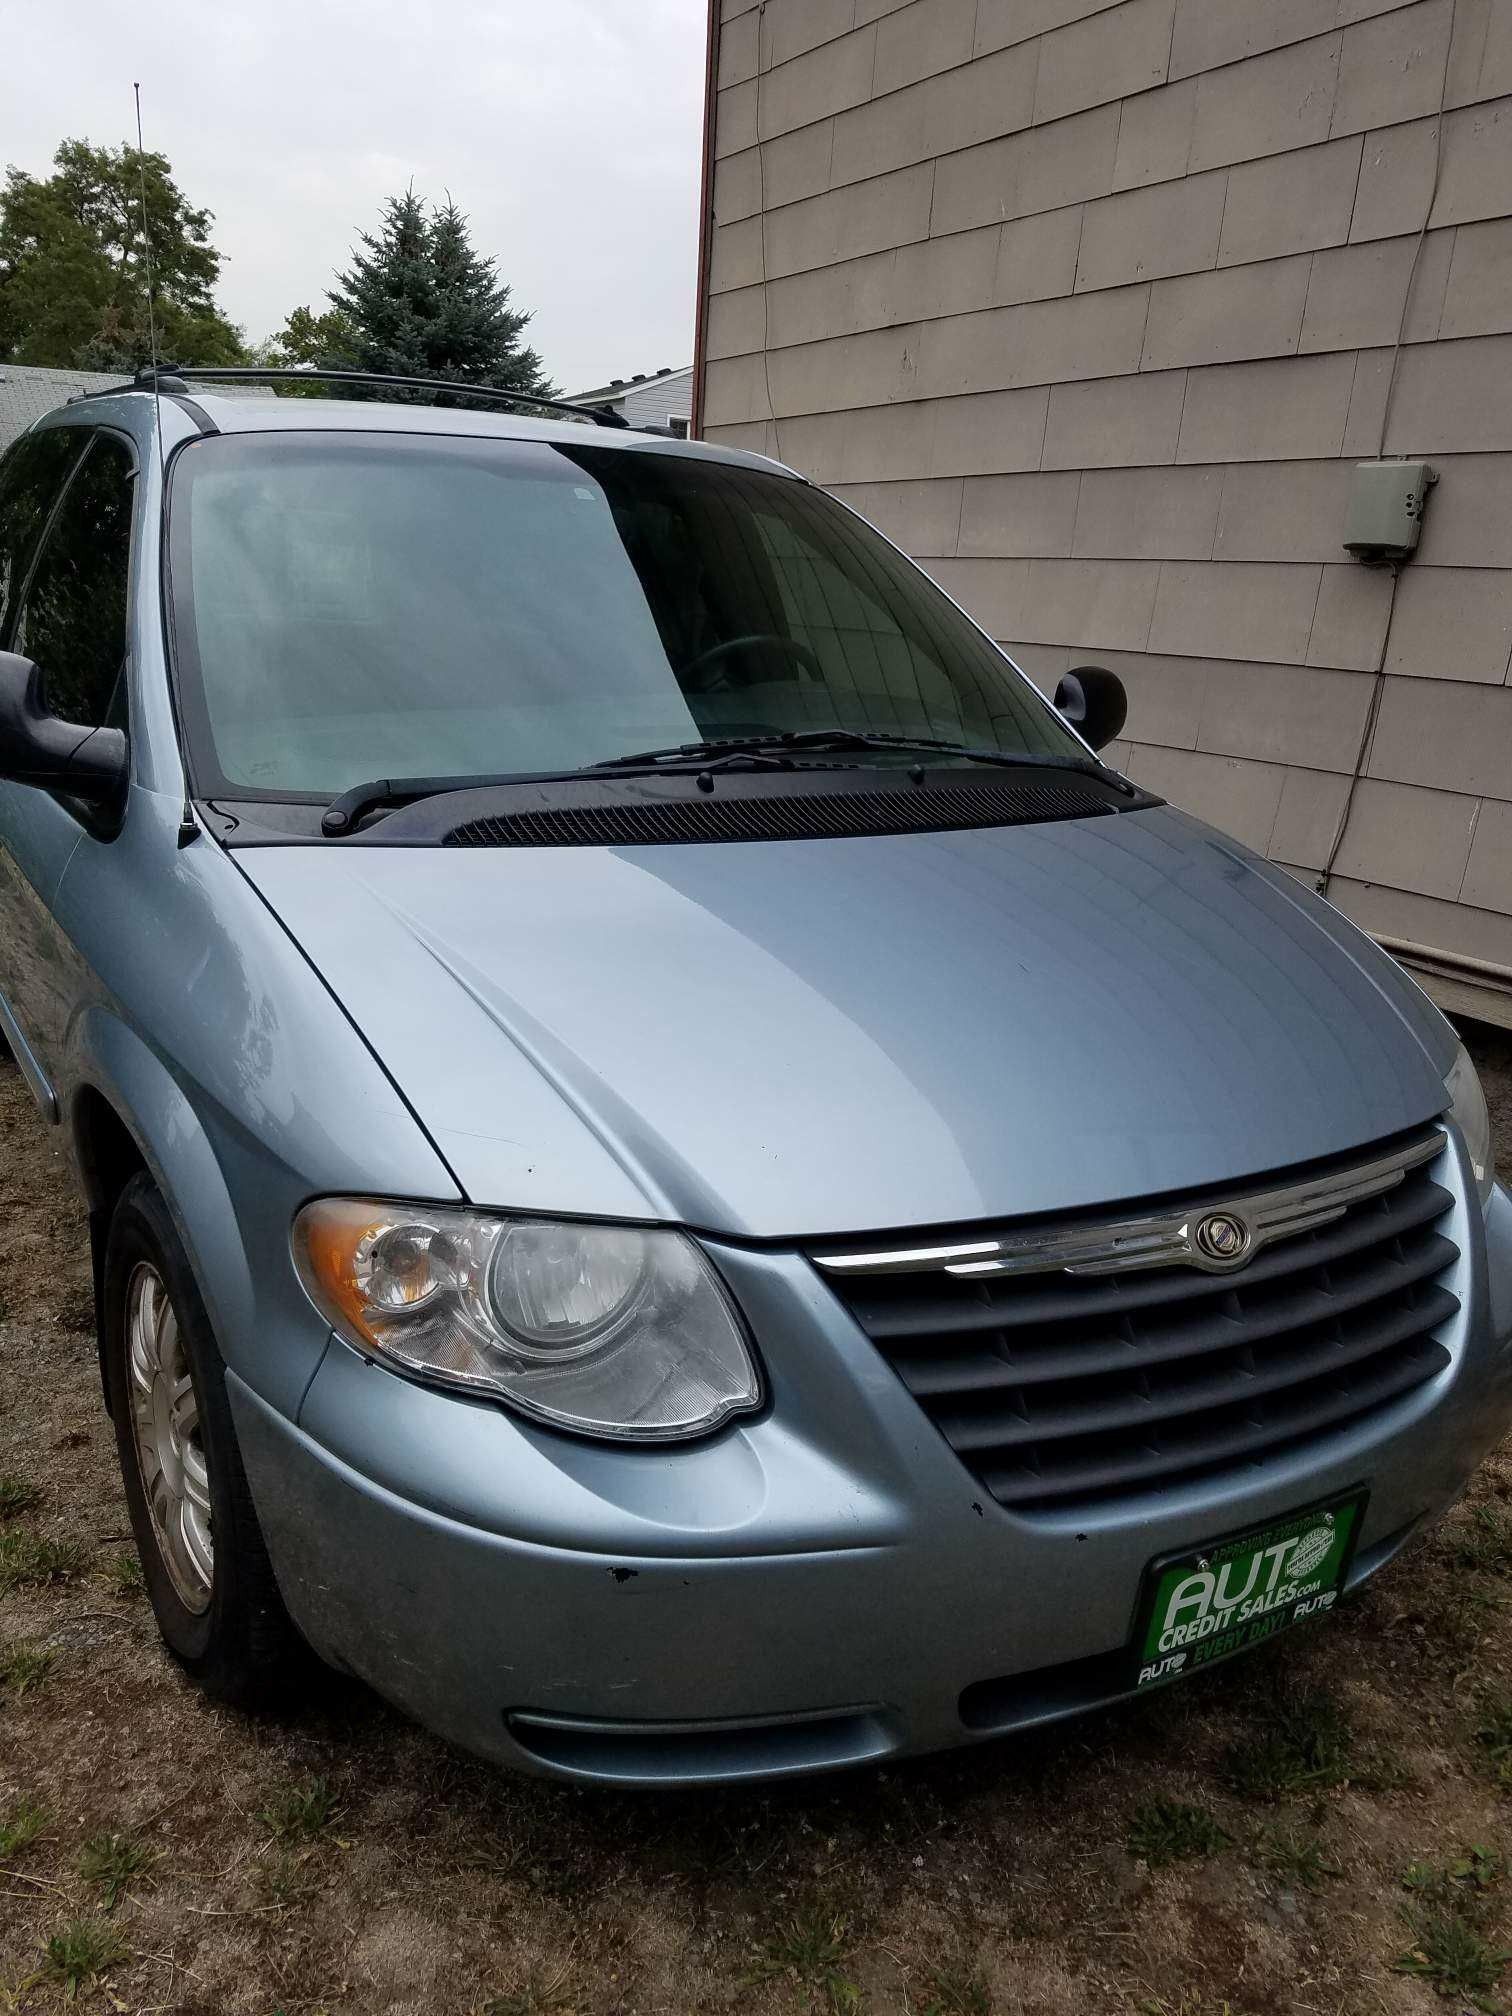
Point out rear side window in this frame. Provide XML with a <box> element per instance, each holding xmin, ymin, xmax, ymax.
<box><xmin>12</xmin><ymin>434</ymin><xmax>136</xmax><ymax>728</ymax></box>
<box><xmin>0</xmin><ymin>429</ymin><xmax>87</xmax><ymax>644</ymax></box>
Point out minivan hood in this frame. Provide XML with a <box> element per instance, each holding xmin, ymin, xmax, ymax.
<box><xmin>241</xmin><ymin>806</ymin><xmax>1454</xmax><ymax>1239</ymax></box>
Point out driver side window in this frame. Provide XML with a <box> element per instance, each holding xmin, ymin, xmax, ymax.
<box><xmin>12</xmin><ymin>433</ymin><xmax>135</xmax><ymax>729</ymax></box>
<box><xmin>0</xmin><ymin>429</ymin><xmax>88</xmax><ymax>646</ymax></box>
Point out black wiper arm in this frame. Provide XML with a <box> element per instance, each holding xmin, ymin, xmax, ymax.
<box><xmin>765</xmin><ymin>731</ymin><xmax>1129</xmax><ymax>783</ymax></box>
<box><xmin>322</xmin><ymin>773</ymin><xmax>541</xmax><ymax>835</ymax></box>
<box><xmin>595</xmin><ymin>732</ymin><xmax>907</xmax><ymax>767</ymax></box>
<box><xmin>590</xmin><ymin>740</ymin><xmax>797</xmax><ymax>772</ymax></box>
<box><xmin>322</xmin><ymin>749</ymin><xmax>800</xmax><ymax>834</ymax></box>
<box><xmin>596</xmin><ymin>730</ymin><xmax>1133</xmax><ymax>789</ymax></box>
<box><xmin>322</xmin><ymin>733</ymin><xmax>1132</xmax><ymax>833</ymax></box>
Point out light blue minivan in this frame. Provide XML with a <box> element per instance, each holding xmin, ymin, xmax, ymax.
<box><xmin>0</xmin><ymin>371</ymin><xmax>1507</xmax><ymax>1786</ymax></box>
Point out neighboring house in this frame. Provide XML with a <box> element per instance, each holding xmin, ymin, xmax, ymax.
<box><xmin>694</xmin><ymin>0</ymin><xmax>1512</xmax><ymax>1031</ymax></box>
<box><xmin>563</xmin><ymin>365</ymin><xmax>694</xmax><ymax>434</ymax></box>
<box><xmin>0</xmin><ymin>364</ymin><xmax>123</xmax><ymax>451</ymax></box>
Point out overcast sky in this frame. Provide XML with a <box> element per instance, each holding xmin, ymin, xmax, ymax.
<box><xmin>6</xmin><ymin>0</ymin><xmax>708</xmax><ymax>394</ymax></box>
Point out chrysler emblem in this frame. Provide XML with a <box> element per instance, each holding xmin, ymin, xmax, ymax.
<box><xmin>1193</xmin><ymin>1211</ymin><xmax>1252</xmax><ymax>1267</ymax></box>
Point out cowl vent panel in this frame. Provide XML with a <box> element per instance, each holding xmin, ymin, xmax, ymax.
<box><xmin>444</xmin><ymin>777</ymin><xmax>1125</xmax><ymax>848</ymax></box>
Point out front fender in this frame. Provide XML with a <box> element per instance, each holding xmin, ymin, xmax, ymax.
<box><xmin>48</xmin><ymin>791</ymin><xmax>463</xmax><ymax>1419</ymax></box>
<box><xmin>66</xmin><ymin>1014</ymin><xmax>341</xmax><ymax>1421</ymax></box>
<box><xmin>69</xmin><ymin>1015</ymin><xmax>258</xmax><ymax>1380</ymax></box>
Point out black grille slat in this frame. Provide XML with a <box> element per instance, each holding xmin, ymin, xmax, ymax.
<box><xmin>844</xmin><ymin>1178</ymin><xmax>1453</xmax><ymax>1341</ymax></box>
<box><xmin>445</xmin><ymin>777</ymin><xmax>1120</xmax><ymax>849</ymax></box>
<box><xmin>938</xmin><ymin>1283</ymin><xmax>1460</xmax><ymax>1453</ymax></box>
<box><xmin>814</xmin><ymin>1143</ymin><xmax>1459</xmax><ymax>1513</ymax></box>
<box><xmin>889</xmin><ymin>1231</ymin><xmax>1456</xmax><ymax>1396</ymax></box>
<box><xmin>979</xmin><ymin>1338</ymin><xmax>1451</xmax><ymax>1507</ymax></box>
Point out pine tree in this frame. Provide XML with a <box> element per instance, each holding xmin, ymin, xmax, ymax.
<box><xmin>326</xmin><ymin>190</ymin><xmax>554</xmax><ymax>395</ymax></box>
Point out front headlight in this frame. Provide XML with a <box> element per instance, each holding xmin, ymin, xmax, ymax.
<box><xmin>1445</xmin><ymin>1043</ymin><xmax>1495</xmax><ymax>1211</ymax></box>
<box><xmin>294</xmin><ymin>1199</ymin><xmax>762</xmax><ymax>1442</ymax></box>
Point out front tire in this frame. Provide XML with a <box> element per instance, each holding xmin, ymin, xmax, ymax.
<box><xmin>104</xmin><ymin>1171</ymin><xmax>307</xmax><ymax>1707</ymax></box>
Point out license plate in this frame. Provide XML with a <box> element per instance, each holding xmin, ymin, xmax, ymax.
<box><xmin>1133</xmin><ymin>1487</ymin><xmax>1368</xmax><ymax>1691</ymax></box>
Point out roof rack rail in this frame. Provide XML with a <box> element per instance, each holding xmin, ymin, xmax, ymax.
<box><xmin>76</xmin><ymin>364</ymin><xmax>633</xmax><ymax>429</ymax></box>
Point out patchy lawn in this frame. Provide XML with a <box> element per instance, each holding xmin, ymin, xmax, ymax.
<box><xmin>1</xmin><ymin>1025</ymin><xmax>1510</xmax><ymax>2015</ymax></box>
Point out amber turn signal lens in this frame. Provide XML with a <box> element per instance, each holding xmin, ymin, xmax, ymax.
<box><xmin>294</xmin><ymin>1198</ymin><xmax>393</xmax><ymax>1342</ymax></box>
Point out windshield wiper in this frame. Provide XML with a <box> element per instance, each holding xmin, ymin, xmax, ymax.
<box><xmin>320</xmin><ymin>747</ymin><xmax>800</xmax><ymax>835</ymax></box>
<box><xmin>320</xmin><ymin>733</ymin><xmax>1131</xmax><ymax>835</ymax></box>
<box><xmin>596</xmin><ymin>730</ymin><xmax>1133</xmax><ymax>787</ymax></box>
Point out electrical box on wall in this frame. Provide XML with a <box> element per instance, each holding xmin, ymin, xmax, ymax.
<box><xmin>1343</xmin><ymin>460</ymin><xmax>1437</xmax><ymax>564</ymax></box>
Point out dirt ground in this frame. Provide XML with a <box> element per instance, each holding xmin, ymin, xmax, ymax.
<box><xmin>2</xmin><ymin>1027</ymin><xmax>1512</xmax><ymax>2016</ymax></box>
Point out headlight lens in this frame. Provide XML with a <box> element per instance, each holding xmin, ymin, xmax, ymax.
<box><xmin>1445</xmin><ymin>1043</ymin><xmax>1495</xmax><ymax>1211</ymax></box>
<box><xmin>294</xmin><ymin>1199</ymin><xmax>762</xmax><ymax>1441</ymax></box>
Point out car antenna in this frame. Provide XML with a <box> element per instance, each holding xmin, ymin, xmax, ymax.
<box><xmin>132</xmin><ymin>83</ymin><xmax>198</xmax><ymax>848</ymax></box>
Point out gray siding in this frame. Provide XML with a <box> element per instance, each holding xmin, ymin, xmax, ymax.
<box><xmin>620</xmin><ymin>368</ymin><xmax>695</xmax><ymax>430</ymax></box>
<box><xmin>699</xmin><ymin>0</ymin><xmax>1512</xmax><ymax>1022</ymax></box>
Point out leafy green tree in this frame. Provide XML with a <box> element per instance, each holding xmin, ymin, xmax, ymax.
<box><xmin>326</xmin><ymin>189</ymin><xmax>554</xmax><ymax>394</ymax></box>
<box><xmin>260</xmin><ymin>303</ymin><xmax>359</xmax><ymax>370</ymax></box>
<box><xmin>0</xmin><ymin>140</ymin><xmax>245</xmax><ymax>369</ymax></box>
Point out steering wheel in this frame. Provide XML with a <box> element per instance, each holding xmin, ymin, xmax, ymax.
<box><xmin>680</xmin><ymin>633</ymin><xmax>824</xmax><ymax>692</ymax></box>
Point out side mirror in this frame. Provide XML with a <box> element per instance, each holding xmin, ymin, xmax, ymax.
<box><xmin>0</xmin><ymin>651</ymin><xmax>128</xmax><ymax>802</ymax></box>
<box><xmin>1053</xmin><ymin>664</ymin><xmax>1127</xmax><ymax>752</ymax></box>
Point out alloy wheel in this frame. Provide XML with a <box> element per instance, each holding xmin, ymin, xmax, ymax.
<box><xmin>126</xmin><ymin>1260</ymin><xmax>213</xmax><ymax>1612</ymax></box>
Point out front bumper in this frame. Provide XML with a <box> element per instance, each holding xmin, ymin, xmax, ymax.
<box><xmin>232</xmin><ymin>1157</ymin><xmax>1512</xmax><ymax>1787</ymax></box>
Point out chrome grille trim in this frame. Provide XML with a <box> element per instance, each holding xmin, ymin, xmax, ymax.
<box><xmin>814</xmin><ymin>1127</ymin><xmax>1446</xmax><ymax>1281</ymax></box>
<box><xmin>814</xmin><ymin>1130</ymin><xmax>1459</xmax><ymax>1512</ymax></box>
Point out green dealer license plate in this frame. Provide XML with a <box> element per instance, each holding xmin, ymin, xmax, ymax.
<box><xmin>1134</xmin><ymin>1488</ymin><xmax>1367</xmax><ymax>1691</ymax></box>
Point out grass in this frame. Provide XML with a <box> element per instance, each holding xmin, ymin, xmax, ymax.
<box><xmin>259</xmin><ymin>1776</ymin><xmax>340</xmax><ymax>1842</ymax></box>
<box><xmin>1451</xmin><ymin>1503</ymin><xmax>1512</xmax><ymax>1576</ymax></box>
<box><xmin>0</xmin><ymin>1640</ymin><xmax>55</xmax><ymax>1697</ymax></box>
<box><xmin>1126</xmin><ymin>1798</ymin><xmax>1232</xmax><ymax>1869</ymax></box>
<box><xmin>1395</xmin><ymin>1852</ymin><xmax>1512</xmax><ymax>2010</ymax></box>
<box><xmin>1253</xmin><ymin>1824</ymin><xmax>1341</xmax><ymax>1891</ymax></box>
<box><xmin>38</xmin><ymin>1917</ymin><xmax>126</xmax><ymax>2000</ymax></box>
<box><xmin>260</xmin><ymin>1846</ymin><xmax>318</xmax><ymax>1908</ymax></box>
<box><xmin>917</xmin><ymin>1961</ymin><xmax>992</xmax><ymax>2014</ymax></box>
<box><xmin>483</xmin><ymin>1978</ymin><xmax>573</xmax><ymax>2016</ymax></box>
<box><xmin>103</xmin><ymin>1551</ymin><xmax>145</xmax><ymax>1599</ymax></box>
<box><xmin>1396</xmin><ymin>1907</ymin><xmax>1510</xmax><ymax>2008</ymax></box>
<box><xmin>0</xmin><ymin>1474</ymin><xmax>40</xmax><ymax>1519</ymax></box>
<box><xmin>1435</xmin><ymin>1581</ymin><xmax>1510</xmax><ymax>1660</ymax></box>
<box><xmin>1135</xmin><ymin>1999</ymin><xmax>1249</xmax><ymax>2016</ymax></box>
<box><xmin>1475</xmin><ymin>1696</ymin><xmax>1512</xmax><ymax>1787</ymax></box>
<box><xmin>79</xmin><ymin>1828</ymin><xmax>157</xmax><ymax>1910</ymax></box>
<box><xmin>0</xmin><ymin>1799</ymin><xmax>47</xmax><ymax>1861</ymax></box>
<box><xmin>1222</xmin><ymin>1687</ymin><xmax>1354</xmax><ymax>1801</ymax></box>
<box><xmin>0</xmin><ymin>1529</ymin><xmax>85</xmax><ymax>1594</ymax></box>
<box><xmin>744</xmin><ymin>1908</ymin><xmax>863</xmax><ymax>2012</ymax></box>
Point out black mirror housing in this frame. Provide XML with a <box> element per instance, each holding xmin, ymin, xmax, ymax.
<box><xmin>1053</xmin><ymin>664</ymin><xmax>1128</xmax><ymax>753</ymax></box>
<box><xmin>0</xmin><ymin>651</ymin><xmax>128</xmax><ymax>802</ymax></box>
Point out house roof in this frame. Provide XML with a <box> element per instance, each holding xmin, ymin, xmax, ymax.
<box><xmin>0</xmin><ymin>363</ymin><xmax>124</xmax><ymax>451</ymax></box>
<box><xmin>562</xmin><ymin>364</ymin><xmax>694</xmax><ymax>407</ymax></box>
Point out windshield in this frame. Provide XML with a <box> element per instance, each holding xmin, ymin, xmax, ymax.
<box><xmin>166</xmin><ymin>430</ymin><xmax>1082</xmax><ymax>798</ymax></box>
